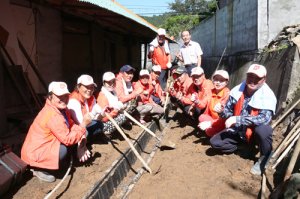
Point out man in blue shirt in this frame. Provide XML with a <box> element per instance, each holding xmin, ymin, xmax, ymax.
<box><xmin>210</xmin><ymin>64</ymin><xmax>277</xmax><ymax>175</ymax></box>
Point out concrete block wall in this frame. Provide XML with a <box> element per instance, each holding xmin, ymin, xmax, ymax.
<box><xmin>190</xmin><ymin>0</ymin><xmax>258</xmax><ymax>57</ymax></box>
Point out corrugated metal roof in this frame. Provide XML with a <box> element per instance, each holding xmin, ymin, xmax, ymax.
<box><xmin>79</xmin><ymin>0</ymin><xmax>172</xmax><ymax>39</ymax></box>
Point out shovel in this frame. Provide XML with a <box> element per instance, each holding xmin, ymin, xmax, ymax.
<box><xmin>123</xmin><ymin>111</ymin><xmax>161</xmax><ymax>141</ymax></box>
<box><xmin>105</xmin><ymin>113</ymin><xmax>152</xmax><ymax>173</ymax></box>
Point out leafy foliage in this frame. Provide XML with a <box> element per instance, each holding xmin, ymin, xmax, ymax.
<box><xmin>140</xmin><ymin>0</ymin><xmax>217</xmax><ymax>37</ymax></box>
<box><xmin>162</xmin><ymin>15</ymin><xmax>200</xmax><ymax>37</ymax></box>
<box><xmin>168</xmin><ymin>0</ymin><xmax>209</xmax><ymax>15</ymax></box>
<box><xmin>141</xmin><ymin>14</ymin><xmax>170</xmax><ymax>27</ymax></box>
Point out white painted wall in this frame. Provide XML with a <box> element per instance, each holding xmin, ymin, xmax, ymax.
<box><xmin>268</xmin><ymin>0</ymin><xmax>300</xmax><ymax>43</ymax></box>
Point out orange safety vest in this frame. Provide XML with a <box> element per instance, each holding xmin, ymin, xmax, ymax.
<box><xmin>69</xmin><ymin>91</ymin><xmax>95</xmax><ymax>116</ymax></box>
<box><xmin>234</xmin><ymin>90</ymin><xmax>259</xmax><ymax>143</ymax></box>
<box><xmin>203</xmin><ymin>87</ymin><xmax>230</xmax><ymax>127</ymax></box>
<box><xmin>152</xmin><ymin>40</ymin><xmax>170</xmax><ymax>70</ymax></box>
<box><xmin>115</xmin><ymin>72</ymin><xmax>137</xmax><ymax>103</ymax></box>
<box><xmin>132</xmin><ymin>80</ymin><xmax>155</xmax><ymax>104</ymax></box>
<box><xmin>21</xmin><ymin>99</ymin><xmax>86</xmax><ymax>170</ymax></box>
<box><xmin>96</xmin><ymin>91</ymin><xmax>119</xmax><ymax>122</ymax></box>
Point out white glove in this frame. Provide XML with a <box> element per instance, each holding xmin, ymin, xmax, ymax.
<box><xmin>166</xmin><ymin>62</ymin><xmax>172</xmax><ymax>69</ymax></box>
<box><xmin>77</xmin><ymin>143</ymin><xmax>91</xmax><ymax>162</ymax></box>
<box><xmin>190</xmin><ymin>93</ymin><xmax>196</xmax><ymax>102</ymax></box>
<box><xmin>225</xmin><ymin>116</ymin><xmax>237</xmax><ymax>128</ymax></box>
<box><xmin>149</xmin><ymin>46</ymin><xmax>154</xmax><ymax>52</ymax></box>
<box><xmin>198</xmin><ymin>121</ymin><xmax>212</xmax><ymax>131</ymax></box>
<box><xmin>214</xmin><ymin>103</ymin><xmax>224</xmax><ymax>113</ymax></box>
<box><xmin>115</xmin><ymin>101</ymin><xmax>124</xmax><ymax>112</ymax></box>
<box><xmin>89</xmin><ymin>104</ymin><xmax>103</xmax><ymax>118</ymax></box>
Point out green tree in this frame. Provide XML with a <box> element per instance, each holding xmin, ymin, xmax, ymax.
<box><xmin>162</xmin><ymin>15</ymin><xmax>200</xmax><ymax>37</ymax></box>
<box><xmin>168</xmin><ymin>0</ymin><xmax>209</xmax><ymax>15</ymax></box>
<box><xmin>162</xmin><ymin>0</ymin><xmax>216</xmax><ymax>37</ymax></box>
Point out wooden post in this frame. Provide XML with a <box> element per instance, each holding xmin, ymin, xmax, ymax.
<box><xmin>90</xmin><ymin>24</ymin><xmax>97</xmax><ymax>83</ymax></box>
<box><xmin>143</xmin><ymin>43</ymin><xmax>147</xmax><ymax>69</ymax></box>
<box><xmin>0</xmin><ymin>52</ymin><xmax>8</xmax><ymax>136</ymax></box>
<box><xmin>17</xmin><ymin>38</ymin><xmax>48</xmax><ymax>92</ymax></box>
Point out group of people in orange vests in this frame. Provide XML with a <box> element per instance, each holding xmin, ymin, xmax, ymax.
<box><xmin>21</xmin><ymin>57</ymin><xmax>277</xmax><ymax>183</ymax></box>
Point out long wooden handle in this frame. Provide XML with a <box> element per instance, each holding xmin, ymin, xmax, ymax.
<box><xmin>164</xmin><ymin>81</ymin><xmax>174</xmax><ymax>112</ymax></box>
<box><xmin>272</xmin><ymin>98</ymin><xmax>300</xmax><ymax>129</ymax></box>
<box><xmin>124</xmin><ymin>111</ymin><xmax>161</xmax><ymax>141</ymax></box>
<box><xmin>105</xmin><ymin>113</ymin><xmax>152</xmax><ymax>173</ymax></box>
<box><xmin>270</xmin><ymin>120</ymin><xmax>300</xmax><ymax>165</ymax></box>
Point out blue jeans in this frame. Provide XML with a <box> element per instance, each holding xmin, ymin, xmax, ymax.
<box><xmin>170</xmin><ymin>96</ymin><xmax>203</xmax><ymax>120</ymax></box>
<box><xmin>151</xmin><ymin>95</ymin><xmax>161</xmax><ymax>105</ymax></box>
<box><xmin>210</xmin><ymin>125</ymin><xmax>273</xmax><ymax>155</ymax></box>
<box><xmin>86</xmin><ymin>120</ymin><xmax>104</xmax><ymax>140</ymax></box>
<box><xmin>185</xmin><ymin>64</ymin><xmax>197</xmax><ymax>77</ymax></box>
<box><xmin>158</xmin><ymin>69</ymin><xmax>168</xmax><ymax>90</ymax></box>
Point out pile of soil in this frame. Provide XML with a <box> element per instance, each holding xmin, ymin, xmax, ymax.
<box><xmin>127</xmin><ymin>112</ymin><xmax>284</xmax><ymax>199</ymax></box>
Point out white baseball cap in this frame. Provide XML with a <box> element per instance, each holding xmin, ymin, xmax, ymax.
<box><xmin>213</xmin><ymin>70</ymin><xmax>229</xmax><ymax>80</ymax></box>
<box><xmin>48</xmin><ymin>81</ymin><xmax>70</xmax><ymax>96</ymax></box>
<box><xmin>157</xmin><ymin>28</ymin><xmax>166</xmax><ymax>36</ymax></box>
<box><xmin>140</xmin><ymin>69</ymin><xmax>150</xmax><ymax>76</ymax></box>
<box><xmin>152</xmin><ymin>65</ymin><xmax>161</xmax><ymax>72</ymax></box>
<box><xmin>103</xmin><ymin>72</ymin><xmax>116</xmax><ymax>82</ymax></box>
<box><xmin>247</xmin><ymin>64</ymin><xmax>267</xmax><ymax>78</ymax></box>
<box><xmin>191</xmin><ymin>67</ymin><xmax>204</xmax><ymax>76</ymax></box>
<box><xmin>77</xmin><ymin>75</ymin><xmax>97</xmax><ymax>87</ymax></box>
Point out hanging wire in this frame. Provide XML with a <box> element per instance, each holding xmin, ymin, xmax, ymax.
<box><xmin>25</xmin><ymin>7</ymin><xmax>45</xmax><ymax>71</ymax></box>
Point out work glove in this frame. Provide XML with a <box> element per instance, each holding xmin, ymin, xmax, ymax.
<box><xmin>225</xmin><ymin>116</ymin><xmax>237</xmax><ymax>128</ymax></box>
<box><xmin>89</xmin><ymin>104</ymin><xmax>102</xmax><ymax>118</ymax></box>
<box><xmin>214</xmin><ymin>103</ymin><xmax>224</xmax><ymax>113</ymax></box>
<box><xmin>190</xmin><ymin>92</ymin><xmax>199</xmax><ymax>104</ymax></box>
<box><xmin>115</xmin><ymin>101</ymin><xmax>124</xmax><ymax>113</ymax></box>
<box><xmin>149</xmin><ymin>46</ymin><xmax>154</xmax><ymax>53</ymax></box>
<box><xmin>101</xmin><ymin>105</ymin><xmax>114</xmax><ymax>117</ymax></box>
<box><xmin>198</xmin><ymin>121</ymin><xmax>212</xmax><ymax>131</ymax></box>
<box><xmin>166</xmin><ymin>62</ymin><xmax>172</xmax><ymax>69</ymax></box>
<box><xmin>77</xmin><ymin>139</ymin><xmax>91</xmax><ymax>162</ymax></box>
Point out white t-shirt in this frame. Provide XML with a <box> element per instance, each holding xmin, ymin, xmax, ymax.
<box><xmin>67</xmin><ymin>96</ymin><xmax>97</xmax><ymax>124</ymax></box>
<box><xmin>180</xmin><ymin>40</ymin><xmax>203</xmax><ymax>65</ymax></box>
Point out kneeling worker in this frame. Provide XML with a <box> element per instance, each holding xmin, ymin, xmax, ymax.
<box><xmin>21</xmin><ymin>82</ymin><xmax>92</xmax><ymax>182</ymax></box>
<box><xmin>210</xmin><ymin>64</ymin><xmax>277</xmax><ymax>175</ymax></box>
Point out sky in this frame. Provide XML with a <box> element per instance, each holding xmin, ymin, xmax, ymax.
<box><xmin>115</xmin><ymin>0</ymin><xmax>172</xmax><ymax>16</ymax></box>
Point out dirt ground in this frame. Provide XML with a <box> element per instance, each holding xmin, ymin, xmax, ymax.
<box><xmin>127</xmin><ymin>112</ymin><xmax>284</xmax><ymax>199</ymax></box>
<box><xmin>2</xmin><ymin>109</ymin><xmax>285</xmax><ymax>199</ymax></box>
<box><xmin>3</xmin><ymin>122</ymin><xmax>146</xmax><ymax>199</ymax></box>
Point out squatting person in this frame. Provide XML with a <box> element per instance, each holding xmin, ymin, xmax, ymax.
<box><xmin>210</xmin><ymin>64</ymin><xmax>277</xmax><ymax>175</ymax></box>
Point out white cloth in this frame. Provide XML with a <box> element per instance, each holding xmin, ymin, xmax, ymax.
<box><xmin>230</xmin><ymin>81</ymin><xmax>277</xmax><ymax>114</ymax></box>
<box><xmin>68</xmin><ymin>97</ymin><xmax>97</xmax><ymax>124</ymax></box>
<box><xmin>149</xmin><ymin>38</ymin><xmax>170</xmax><ymax>54</ymax></box>
<box><xmin>101</xmin><ymin>86</ymin><xmax>120</xmax><ymax>110</ymax></box>
<box><xmin>180</xmin><ymin>40</ymin><xmax>203</xmax><ymax>65</ymax></box>
<box><xmin>122</xmin><ymin>77</ymin><xmax>133</xmax><ymax>95</ymax></box>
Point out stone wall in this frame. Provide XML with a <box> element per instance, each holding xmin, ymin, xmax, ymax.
<box><xmin>187</xmin><ymin>0</ymin><xmax>300</xmax><ymax>115</ymax></box>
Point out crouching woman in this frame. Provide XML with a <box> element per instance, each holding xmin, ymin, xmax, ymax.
<box><xmin>21</xmin><ymin>82</ymin><xmax>92</xmax><ymax>183</ymax></box>
<box><xmin>96</xmin><ymin>72</ymin><xmax>126</xmax><ymax>140</ymax></box>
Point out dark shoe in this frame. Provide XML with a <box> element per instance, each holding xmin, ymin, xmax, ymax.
<box><xmin>31</xmin><ymin>169</ymin><xmax>55</xmax><ymax>183</ymax></box>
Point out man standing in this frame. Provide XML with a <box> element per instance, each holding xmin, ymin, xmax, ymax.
<box><xmin>210</xmin><ymin>64</ymin><xmax>277</xmax><ymax>175</ymax></box>
<box><xmin>175</xmin><ymin>30</ymin><xmax>203</xmax><ymax>76</ymax></box>
<box><xmin>148</xmin><ymin>28</ymin><xmax>172</xmax><ymax>90</ymax></box>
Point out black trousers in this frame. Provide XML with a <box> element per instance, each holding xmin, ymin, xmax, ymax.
<box><xmin>210</xmin><ymin>125</ymin><xmax>273</xmax><ymax>155</ymax></box>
